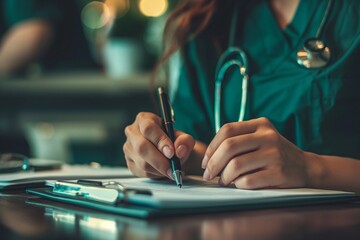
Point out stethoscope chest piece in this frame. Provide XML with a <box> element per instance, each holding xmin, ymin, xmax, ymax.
<box><xmin>297</xmin><ymin>38</ymin><xmax>331</xmax><ymax>68</ymax></box>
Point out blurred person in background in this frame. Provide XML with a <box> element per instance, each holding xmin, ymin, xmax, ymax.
<box><xmin>0</xmin><ymin>0</ymin><xmax>97</xmax><ymax>78</ymax></box>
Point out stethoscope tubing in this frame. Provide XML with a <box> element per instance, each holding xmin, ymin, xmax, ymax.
<box><xmin>214</xmin><ymin>52</ymin><xmax>248</xmax><ymax>133</ymax></box>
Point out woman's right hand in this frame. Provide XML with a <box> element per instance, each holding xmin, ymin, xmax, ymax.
<box><xmin>123</xmin><ymin>112</ymin><xmax>195</xmax><ymax>179</ymax></box>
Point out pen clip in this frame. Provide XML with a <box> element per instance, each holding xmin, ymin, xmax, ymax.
<box><xmin>158</xmin><ymin>87</ymin><xmax>175</xmax><ymax>123</ymax></box>
<box><xmin>168</xmin><ymin>96</ymin><xmax>175</xmax><ymax>123</ymax></box>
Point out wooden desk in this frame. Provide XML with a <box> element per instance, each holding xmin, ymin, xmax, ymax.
<box><xmin>1</xmin><ymin>192</ymin><xmax>360</xmax><ymax>240</ymax></box>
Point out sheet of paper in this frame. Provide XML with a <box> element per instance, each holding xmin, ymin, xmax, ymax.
<box><xmin>103</xmin><ymin>177</ymin><xmax>355</xmax><ymax>208</ymax></box>
<box><xmin>0</xmin><ymin>165</ymin><xmax>133</xmax><ymax>189</ymax></box>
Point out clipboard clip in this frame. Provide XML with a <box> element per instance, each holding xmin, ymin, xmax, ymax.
<box><xmin>52</xmin><ymin>180</ymin><xmax>152</xmax><ymax>204</ymax></box>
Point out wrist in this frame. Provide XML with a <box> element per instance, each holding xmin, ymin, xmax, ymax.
<box><xmin>303</xmin><ymin>151</ymin><xmax>326</xmax><ymax>188</ymax></box>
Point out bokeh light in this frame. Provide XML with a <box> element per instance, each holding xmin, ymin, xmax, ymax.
<box><xmin>105</xmin><ymin>0</ymin><xmax>130</xmax><ymax>18</ymax></box>
<box><xmin>139</xmin><ymin>0</ymin><xmax>168</xmax><ymax>17</ymax></box>
<box><xmin>81</xmin><ymin>1</ymin><xmax>113</xmax><ymax>29</ymax></box>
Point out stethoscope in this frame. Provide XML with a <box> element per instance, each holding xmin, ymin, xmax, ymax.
<box><xmin>214</xmin><ymin>0</ymin><xmax>333</xmax><ymax>133</ymax></box>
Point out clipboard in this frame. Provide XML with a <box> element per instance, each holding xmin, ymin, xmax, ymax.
<box><xmin>27</xmin><ymin>180</ymin><xmax>212</xmax><ymax>218</ymax></box>
<box><xmin>26</xmin><ymin>178</ymin><xmax>360</xmax><ymax>219</ymax></box>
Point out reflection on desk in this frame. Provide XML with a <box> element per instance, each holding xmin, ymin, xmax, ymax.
<box><xmin>1</xmin><ymin>192</ymin><xmax>360</xmax><ymax>240</ymax></box>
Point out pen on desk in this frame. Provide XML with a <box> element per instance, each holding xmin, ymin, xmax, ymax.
<box><xmin>157</xmin><ymin>87</ymin><xmax>183</xmax><ymax>188</ymax></box>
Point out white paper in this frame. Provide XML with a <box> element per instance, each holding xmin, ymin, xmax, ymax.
<box><xmin>0</xmin><ymin>165</ymin><xmax>133</xmax><ymax>189</ymax></box>
<box><xmin>104</xmin><ymin>177</ymin><xmax>355</xmax><ymax>209</ymax></box>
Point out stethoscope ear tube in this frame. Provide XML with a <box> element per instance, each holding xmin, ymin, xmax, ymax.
<box><xmin>216</xmin><ymin>47</ymin><xmax>248</xmax><ymax>75</ymax></box>
<box><xmin>214</xmin><ymin>48</ymin><xmax>249</xmax><ymax>133</ymax></box>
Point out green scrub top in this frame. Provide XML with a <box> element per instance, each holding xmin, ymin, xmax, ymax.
<box><xmin>172</xmin><ymin>0</ymin><xmax>360</xmax><ymax>159</ymax></box>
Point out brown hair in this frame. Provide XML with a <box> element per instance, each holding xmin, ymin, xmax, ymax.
<box><xmin>151</xmin><ymin>0</ymin><xmax>219</xmax><ymax>88</ymax></box>
<box><xmin>162</xmin><ymin>0</ymin><xmax>217</xmax><ymax>64</ymax></box>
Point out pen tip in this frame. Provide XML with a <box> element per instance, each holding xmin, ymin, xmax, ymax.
<box><xmin>178</xmin><ymin>184</ymin><xmax>182</xmax><ymax>188</ymax></box>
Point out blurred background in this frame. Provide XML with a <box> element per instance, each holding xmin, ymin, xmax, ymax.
<box><xmin>0</xmin><ymin>0</ymin><xmax>179</xmax><ymax>166</ymax></box>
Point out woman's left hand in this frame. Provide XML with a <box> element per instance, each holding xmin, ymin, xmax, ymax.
<box><xmin>201</xmin><ymin>117</ymin><xmax>311</xmax><ymax>189</ymax></box>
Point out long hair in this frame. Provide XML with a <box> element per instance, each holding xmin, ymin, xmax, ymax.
<box><xmin>162</xmin><ymin>0</ymin><xmax>218</xmax><ymax>64</ymax></box>
<box><xmin>151</xmin><ymin>0</ymin><xmax>221</xmax><ymax>87</ymax></box>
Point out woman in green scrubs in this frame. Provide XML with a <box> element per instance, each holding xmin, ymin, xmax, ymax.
<box><xmin>124</xmin><ymin>0</ymin><xmax>360</xmax><ymax>193</ymax></box>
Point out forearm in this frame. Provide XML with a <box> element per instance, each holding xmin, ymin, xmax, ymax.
<box><xmin>183</xmin><ymin>140</ymin><xmax>207</xmax><ymax>176</ymax></box>
<box><xmin>306</xmin><ymin>152</ymin><xmax>360</xmax><ymax>194</ymax></box>
<box><xmin>0</xmin><ymin>20</ymin><xmax>54</xmax><ymax>76</ymax></box>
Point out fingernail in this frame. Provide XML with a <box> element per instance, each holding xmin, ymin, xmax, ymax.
<box><xmin>167</xmin><ymin>168</ymin><xmax>174</xmax><ymax>180</ymax></box>
<box><xmin>201</xmin><ymin>154</ymin><xmax>209</xmax><ymax>169</ymax></box>
<box><xmin>203</xmin><ymin>168</ymin><xmax>211</xmax><ymax>181</ymax></box>
<box><xmin>162</xmin><ymin>146</ymin><xmax>173</xmax><ymax>159</ymax></box>
<box><xmin>176</xmin><ymin>145</ymin><xmax>187</xmax><ymax>159</ymax></box>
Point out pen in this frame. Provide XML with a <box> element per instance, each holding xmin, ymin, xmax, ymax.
<box><xmin>157</xmin><ymin>87</ymin><xmax>183</xmax><ymax>188</ymax></box>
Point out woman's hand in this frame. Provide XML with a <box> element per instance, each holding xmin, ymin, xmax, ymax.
<box><xmin>123</xmin><ymin>112</ymin><xmax>195</xmax><ymax>179</ymax></box>
<box><xmin>202</xmin><ymin>117</ymin><xmax>311</xmax><ymax>189</ymax></box>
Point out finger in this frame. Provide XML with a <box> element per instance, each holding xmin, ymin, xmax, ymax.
<box><xmin>123</xmin><ymin>141</ymin><xmax>164</xmax><ymax>178</ymax></box>
<box><xmin>203</xmin><ymin>133</ymin><xmax>260</xmax><ymax>181</ymax></box>
<box><xmin>202</xmin><ymin>120</ymin><xmax>260</xmax><ymax>167</ymax></box>
<box><xmin>137</xmin><ymin>113</ymin><xmax>175</xmax><ymax>159</ymax></box>
<box><xmin>126</xmin><ymin>159</ymin><xmax>163</xmax><ymax>179</ymax></box>
<box><xmin>126</xmin><ymin>123</ymin><xmax>172</xmax><ymax>179</ymax></box>
<box><xmin>219</xmin><ymin>149</ymin><xmax>277</xmax><ymax>185</ymax></box>
<box><xmin>174</xmin><ymin>131</ymin><xmax>195</xmax><ymax>162</ymax></box>
<box><xmin>233</xmin><ymin>168</ymin><xmax>283</xmax><ymax>190</ymax></box>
